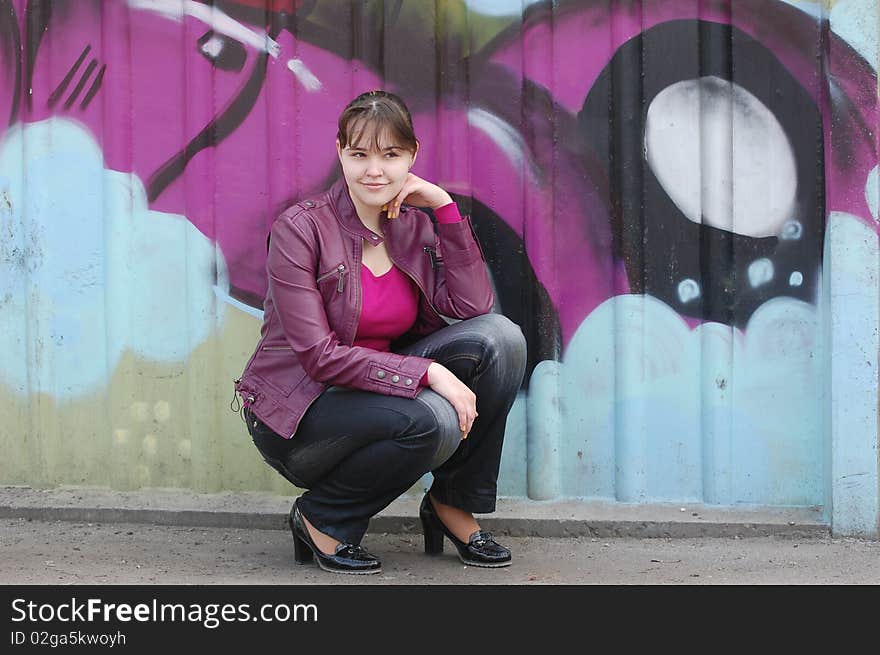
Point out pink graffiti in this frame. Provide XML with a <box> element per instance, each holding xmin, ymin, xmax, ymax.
<box><xmin>4</xmin><ymin>0</ymin><xmax>877</xmax><ymax>349</ymax></box>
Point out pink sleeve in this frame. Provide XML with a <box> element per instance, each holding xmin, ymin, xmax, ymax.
<box><xmin>434</xmin><ymin>202</ymin><xmax>463</xmax><ymax>224</ymax></box>
<box><xmin>419</xmin><ymin>370</ymin><xmax>430</xmax><ymax>387</ymax></box>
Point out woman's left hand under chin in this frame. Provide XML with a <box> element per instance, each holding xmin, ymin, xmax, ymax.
<box><xmin>384</xmin><ymin>173</ymin><xmax>454</xmax><ymax>218</ymax></box>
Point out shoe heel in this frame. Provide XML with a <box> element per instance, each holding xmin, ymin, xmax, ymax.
<box><xmin>421</xmin><ymin>515</ymin><xmax>444</xmax><ymax>555</ymax></box>
<box><xmin>289</xmin><ymin>515</ymin><xmax>314</xmax><ymax>564</ymax></box>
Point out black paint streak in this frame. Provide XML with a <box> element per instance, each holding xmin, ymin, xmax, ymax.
<box><xmin>63</xmin><ymin>57</ymin><xmax>97</xmax><ymax>109</ymax></box>
<box><xmin>579</xmin><ymin>19</ymin><xmax>826</xmax><ymax>327</ymax></box>
<box><xmin>79</xmin><ymin>63</ymin><xmax>105</xmax><ymax>110</ymax></box>
<box><xmin>466</xmin><ymin>194</ymin><xmax>562</xmax><ymax>387</ymax></box>
<box><xmin>0</xmin><ymin>0</ymin><xmax>21</xmax><ymax>126</ymax></box>
<box><xmin>24</xmin><ymin>0</ymin><xmax>52</xmax><ymax>114</ymax></box>
<box><xmin>146</xmin><ymin>16</ymin><xmax>285</xmax><ymax>202</ymax></box>
<box><xmin>47</xmin><ymin>44</ymin><xmax>90</xmax><ymax>109</ymax></box>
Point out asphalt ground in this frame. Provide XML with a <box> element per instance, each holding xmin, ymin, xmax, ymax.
<box><xmin>0</xmin><ymin>484</ymin><xmax>877</xmax><ymax>585</ymax></box>
<box><xmin>1</xmin><ymin>517</ymin><xmax>879</xmax><ymax>584</ymax></box>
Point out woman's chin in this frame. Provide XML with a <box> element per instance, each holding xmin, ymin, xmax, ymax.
<box><xmin>355</xmin><ymin>195</ymin><xmax>392</xmax><ymax>212</ymax></box>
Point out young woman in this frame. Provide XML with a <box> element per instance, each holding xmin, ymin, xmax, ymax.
<box><xmin>234</xmin><ymin>90</ymin><xmax>526</xmax><ymax>575</ymax></box>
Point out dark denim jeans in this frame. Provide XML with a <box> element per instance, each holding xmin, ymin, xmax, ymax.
<box><xmin>246</xmin><ymin>313</ymin><xmax>527</xmax><ymax>544</ymax></box>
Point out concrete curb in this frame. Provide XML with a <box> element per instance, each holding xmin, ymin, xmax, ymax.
<box><xmin>0</xmin><ymin>486</ymin><xmax>829</xmax><ymax>539</ymax></box>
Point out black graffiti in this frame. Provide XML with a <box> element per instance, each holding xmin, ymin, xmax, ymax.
<box><xmin>145</xmin><ymin>19</ymin><xmax>285</xmax><ymax>203</ymax></box>
<box><xmin>467</xmin><ymin>195</ymin><xmax>562</xmax><ymax>386</ymax></box>
<box><xmin>0</xmin><ymin>0</ymin><xmax>21</xmax><ymax>126</ymax></box>
<box><xmin>79</xmin><ymin>62</ymin><xmax>105</xmax><ymax>110</ymax></box>
<box><xmin>47</xmin><ymin>44</ymin><xmax>100</xmax><ymax>109</ymax></box>
<box><xmin>579</xmin><ymin>19</ymin><xmax>825</xmax><ymax>327</ymax></box>
<box><xmin>24</xmin><ymin>0</ymin><xmax>52</xmax><ymax>114</ymax></box>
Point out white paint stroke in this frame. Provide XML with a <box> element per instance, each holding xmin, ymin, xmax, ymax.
<box><xmin>645</xmin><ymin>76</ymin><xmax>798</xmax><ymax>237</ymax></box>
<box><xmin>779</xmin><ymin>1</ymin><xmax>825</xmax><ymax>19</ymax></box>
<box><xmin>677</xmin><ymin>278</ymin><xmax>700</xmax><ymax>303</ymax></box>
<box><xmin>468</xmin><ymin>108</ymin><xmax>540</xmax><ymax>182</ymax></box>
<box><xmin>128</xmin><ymin>0</ymin><xmax>281</xmax><ymax>58</ymax></box>
<box><xmin>287</xmin><ymin>58</ymin><xmax>323</xmax><ymax>91</ymax></box>
<box><xmin>200</xmin><ymin>35</ymin><xmax>224</xmax><ymax>59</ymax></box>
<box><xmin>214</xmin><ymin>285</ymin><xmax>264</xmax><ymax>320</ymax></box>
<box><xmin>780</xmin><ymin>221</ymin><xmax>803</xmax><ymax>240</ymax></box>
<box><xmin>748</xmin><ymin>258</ymin><xmax>775</xmax><ymax>288</ymax></box>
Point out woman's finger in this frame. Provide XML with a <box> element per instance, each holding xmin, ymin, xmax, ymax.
<box><xmin>455</xmin><ymin>405</ymin><xmax>468</xmax><ymax>433</ymax></box>
<box><xmin>390</xmin><ymin>190</ymin><xmax>406</xmax><ymax>218</ymax></box>
<box><xmin>390</xmin><ymin>176</ymin><xmax>418</xmax><ymax>218</ymax></box>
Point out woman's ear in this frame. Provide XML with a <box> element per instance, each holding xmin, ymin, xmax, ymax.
<box><xmin>336</xmin><ymin>139</ymin><xmax>343</xmax><ymax>158</ymax></box>
<box><xmin>410</xmin><ymin>140</ymin><xmax>419</xmax><ymax>169</ymax></box>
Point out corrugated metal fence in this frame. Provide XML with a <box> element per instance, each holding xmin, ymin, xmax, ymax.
<box><xmin>0</xmin><ymin>0</ymin><xmax>877</xmax><ymax>535</ymax></box>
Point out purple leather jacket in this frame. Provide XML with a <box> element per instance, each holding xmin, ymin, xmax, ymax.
<box><xmin>234</xmin><ymin>177</ymin><xmax>494</xmax><ymax>439</ymax></box>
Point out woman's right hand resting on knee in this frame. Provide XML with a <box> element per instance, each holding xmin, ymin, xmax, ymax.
<box><xmin>426</xmin><ymin>362</ymin><xmax>477</xmax><ymax>440</ymax></box>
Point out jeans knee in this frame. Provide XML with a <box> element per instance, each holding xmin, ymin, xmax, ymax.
<box><xmin>476</xmin><ymin>314</ymin><xmax>527</xmax><ymax>381</ymax></box>
<box><xmin>415</xmin><ymin>392</ymin><xmax>462</xmax><ymax>470</ymax></box>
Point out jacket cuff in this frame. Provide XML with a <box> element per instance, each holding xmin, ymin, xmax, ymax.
<box><xmin>435</xmin><ymin>216</ymin><xmax>484</xmax><ymax>266</ymax></box>
<box><xmin>365</xmin><ymin>355</ymin><xmax>433</xmax><ymax>398</ymax></box>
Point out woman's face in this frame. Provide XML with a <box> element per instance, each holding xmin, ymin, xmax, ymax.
<box><xmin>336</xmin><ymin>125</ymin><xmax>417</xmax><ymax>216</ymax></box>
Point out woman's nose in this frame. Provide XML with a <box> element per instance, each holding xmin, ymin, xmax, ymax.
<box><xmin>365</xmin><ymin>161</ymin><xmax>383</xmax><ymax>176</ymax></box>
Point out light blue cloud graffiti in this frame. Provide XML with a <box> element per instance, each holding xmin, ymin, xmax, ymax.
<box><xmin>829</xmin><ymin>0</ymin><xmax>879</xmax><ymax>72</ymax></box>
<box><xmin>0</xmin><ymin>118</ymin><xmax>228</xmax><ymax>398</ymax></box>
<box><xmin>521</xmin><ymin>290</ymin><xmax>826</xmax><ymax>506</ymax></box>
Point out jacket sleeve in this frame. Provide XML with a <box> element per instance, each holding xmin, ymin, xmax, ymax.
<box><xmin>267</xmin><ymin>214</ymin><xmax>433</xmax><ymax>398</ymax></box>
<box><xmin>429</xmin><ymin>215</ymin><xmax>495</xmax><ymax>318</ymax></box>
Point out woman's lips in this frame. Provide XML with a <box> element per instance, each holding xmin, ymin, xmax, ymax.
<box><xmin>362</xmin><ymin>182</ymin><xmax>387</xmax><ymax>190</ymax></box>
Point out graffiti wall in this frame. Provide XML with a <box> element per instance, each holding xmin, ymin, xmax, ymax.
<box><xmin>1</xmin><ymin>0</ymin><xmax>877</xmax><ymax>533</ymax></box>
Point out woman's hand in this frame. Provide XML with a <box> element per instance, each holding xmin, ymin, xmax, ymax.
<box><xmin>426</xmin><ymin>362</ymin><xmax>477</xmax><ymax>440</ymax></box>
<box><xmin>385</xmin><ymin>173</ymin><xmax>453</xmax><ymax>218</ymax></box>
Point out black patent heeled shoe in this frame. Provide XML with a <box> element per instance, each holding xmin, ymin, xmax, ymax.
<box><xmin>419</xmin><ymin>493</ymin><xmax>512</xmax><ymax>568</ymax></box>
<box><xmin>288</xmin><ymin>502</ymin><xmax>381</xmax><ymax>575</ymax></box>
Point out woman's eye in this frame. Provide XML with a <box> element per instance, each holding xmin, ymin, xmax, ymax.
<box><xmin>384</xmin><ymin>152</ymin><xmax>399</xmax><ymax>158</ymax></box>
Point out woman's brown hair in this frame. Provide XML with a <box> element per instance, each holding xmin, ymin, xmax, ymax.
<box><xmin>337</xmin><ymin>90</ymin><xmax>418</xmax><ymax>154</ymax></box>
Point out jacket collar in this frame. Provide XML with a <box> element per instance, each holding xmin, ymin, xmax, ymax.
<box><xmin>328</xmin><ymin>176</ymin><xmax>388</xmax><ymax>245</ymax></box>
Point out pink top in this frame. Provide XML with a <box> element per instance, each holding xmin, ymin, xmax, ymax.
<box><xmin>353</xmin><ymin>202</ymin><xmax>463</xmax><ymax>387</ymax></box>
<box><xmin>354</xmin><ymin>264</ymin><xmax>420</xmax><ymax>352</ymax></box>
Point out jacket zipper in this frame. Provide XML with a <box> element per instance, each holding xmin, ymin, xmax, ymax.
<box><xmin>351</xmin><ymin>239</ymin><xmax>363</xmax><ymax>345</ymax></box>
<box><xmin>387</xmin><ymin>245</ymin><xmax>442</xmax><ymax>321</ymax></box>
<box><xmin>317</xmin><ymin>264</ymin><xmax>347</xmax><ymax>293</ymax></box>
<box><xmin>423</xmin><ymin>246</ymin><xmax>444</xmax><ymax>270</ymax></box>
<box><xmin>261</xmin><ymin>346</ymin><xmax>292</xmax><ymax>351</ymax></box>
<box><xmin>288</xmin><ymin>256</ymin><xmax>358</xmax><ymax>437</ymax></box>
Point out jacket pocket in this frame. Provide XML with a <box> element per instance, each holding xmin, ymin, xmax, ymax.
<box><xmin>317</xmin><ymin>263</ymin><xmax>347</xmax><ymax>294</ymax></box>
<box><xmin>247</xmin><ymin>345</ymin><xmax>308</xmax><ymax>397</ymax></box>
